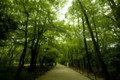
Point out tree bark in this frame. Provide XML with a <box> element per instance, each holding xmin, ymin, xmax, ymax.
<box><xmin>28</xmin><ymin>20</ymin><xmax>37</xmax><ymax>71</ymax></box>
<box><xmin>92</xmin><ymin>14</ymin><xmax>99</xmax><ymax>44</ymax></box>
<box><xmin>82</xmin><ymin>17</ymin><xmax>93</xmax><ymax>73</ymax></box>
<box><xmin>78</xmin><ymin>0</ymin><xmax>109</xmax><ymax>80</ymax></box>
<box><xmin>40</xmin><ymin>56</ymin><xmax>45</xmax><ymax>67</ymax></box>
<box><xmin>16</xmin><ymin>3</ymin><xmax>29</xmax><ymax>76</ymax></box>
<box><xmin>29</xmin><ymin>23</ymin><xmax>42</xmax><ymax>71</ymax></box>
<box><xmin>83</xmin><ymin>56</ymin><xmax>86</xmax><ymax>72</ymax></box>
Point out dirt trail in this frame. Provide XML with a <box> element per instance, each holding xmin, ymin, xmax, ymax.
<box><xmin>36</xmin><ymin>64</ymin><xmax>90</xmax><ymax>80</ymax></box>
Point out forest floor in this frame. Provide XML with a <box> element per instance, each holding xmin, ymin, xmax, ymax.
<box><xmin>0</xmin><ymin>65</ymin><xmax>53</xmax><ymax>80</ymax></box>
<box><xmin>36</xmin><ymin>64</ymin><xmax>90</xmax><ymax>80</ymax></box>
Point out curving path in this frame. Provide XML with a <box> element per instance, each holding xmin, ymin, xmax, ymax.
<box><xmin>36</xmin><ymin>63</ymin><xmax>90</xmax><ymax>80</ymax></box>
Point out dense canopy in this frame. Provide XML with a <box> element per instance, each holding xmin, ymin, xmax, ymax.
<box><xmin>0</xmin><ymin>0</ymin><xmax>120</xmax><ymax>80</ymax></box>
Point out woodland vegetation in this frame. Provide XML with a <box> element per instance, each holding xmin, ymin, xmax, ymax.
<box><xmin>0</xmin><ymin>0</ymin><xmax>120</xmax><ymax>80</ymax></box>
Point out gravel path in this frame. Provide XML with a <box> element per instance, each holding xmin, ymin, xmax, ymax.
<box><xmin>36</xmin><ymin>64</ymin><xmax>90</xmax><ymax>80</ymax></box>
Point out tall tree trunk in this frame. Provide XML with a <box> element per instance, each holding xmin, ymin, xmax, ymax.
<box><xmin>16</xmin><ymin>11</ymin><xmax>29</xmax><ymax>76</ymax></box>
<box><xmin>29</xmin><ymin>41</ymin><xmax>40</xmax><ymax>71</ymax></box>
<box><xmin>78</xmin><ymin>0</ymin><xmax>109</xmax><ymax>80</ymax></box>
<box><xmin>29</xmin><ymin>25</ymin><xmax>42</xmax><ymax>71</ymax></box>
<box><xmin>29</xmin><ymin>49</ymin><xmax>37</xmax><ymax>71</ymax></box>
<box><xmin>70</xmin><ymin>51</ymin><xmax>74</xmax><ymax>66</ymax></box>
<box><xmin>28</xmin><ymin>21</ymin><xmax>37</xmax><ymax>71</ymax></box>
<box><xmin>77</xmin><ymin>59</ymin><xmax>80</xmax><ymax>68</ymax></box>
<box><xmin>92</xmin><ymin>14</ymin><xmax>99</xmax><ymax>43</ymax></box>
<box><xmin>83</xmin><ymin>56</ymin><xmax>86</xmax><ymax>72</ymax></box>
<box><xmin>82</xmin><ymin>17</ymin><xmax>93</xmax><ymax>73</ymax></box>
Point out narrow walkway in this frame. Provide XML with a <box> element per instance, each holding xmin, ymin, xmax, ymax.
<box><xmin>36</xmin><ymin>64</ymin><xmax>90</xmax><ymax>80</ymax></box>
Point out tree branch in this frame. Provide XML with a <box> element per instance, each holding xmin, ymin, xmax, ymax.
<box><xmin>100</xmin><ymin>12</ymin><xmax>116</xmax><ymax>22</ymax></box>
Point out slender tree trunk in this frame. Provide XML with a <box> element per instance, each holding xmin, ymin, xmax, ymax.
<box><xmin>30</xmin><ymin>41</ymin><xmax>40</xmax><ymax>71</ymax></box>
<box><xmin>29</xmin><ymin>41</ymin><xmax>38</xmax><ymax>71</ymax></box>
<box><xmin>29</xmin><ymin>49</ymin><xmax>37</xmax><ymax>71</ymax></box>
<box><xmin>28</xmin><ymin>21</ymin><xmax>37</xmax><ymax>71</ymax></box>
<box><xmin>83</xmin><ymin>56</ymin><xmax>86</xmax><ymax>72</ymax></box>
<box><xmin>92</xmin><ymin>14</ymin><xmax>99</xmax><ymax>43</ymax></box>
<box><xmin>16</xmin><ymin>12</ymin><xmax>29</xmax><ymax>76</ymax></box>
<box><xmin>78</xmin><ymin>0</ymin><xmax>109</xmax><ymax>80</ymax></box>
<box><xmin>7</xmin><ymin>45</ymin><xmax>14</xmax><ymax>55</ymax></box>
<box><xmin>82</xmin><ymin>17</ymin><xmax>93</xmax><ymax>73</ymax></box>
<box><xmin>9</xmin><ymin>46</ymin><xmax>17</xmax><ymax>65</ymax></box>
<box><xmin>77</xmin><ymin>59</ymin><xmax>80</xmax><ymax>68</ymax></box>
<box><xmin>40</xmin><ymin>56</ymin><xmax>45</xmax><ymax>67</ymax></box>
<box><xmin>29</xmin><ymin>25</ymin><xmax>41</xmax><ymax>71</ymax></box>
<box><xmin>70</xmin><ymin>52</ymin><xmax>74</xmax><ymax>66</ymax></box>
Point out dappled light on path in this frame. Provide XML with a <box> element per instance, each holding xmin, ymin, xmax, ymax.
<box><xmin>36</xmin><ymin>64</ymin><xmax>90</xmax><ymax>80</ymax></box>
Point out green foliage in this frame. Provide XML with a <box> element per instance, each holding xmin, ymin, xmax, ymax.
<box><xmin>0</xmin><ymin>0</ymin><xmax>120</xmax><ymax>80</ymax></box>
<box><xmin>103</xmin><ymin>43</ymin><xmax>120</xmax><ymax>79</ymax></box>
<box><xmin>0</xmin><ymin>0</ymin><xmax>18</xmax><ymax>40</ymax></box>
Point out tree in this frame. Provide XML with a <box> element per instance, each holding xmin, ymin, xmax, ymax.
<box><xmin>82</xmin><ymin>17</ymin><xmax>93</xmax><ymax>73</ymax></box>
<box><xmin>78</xmin><ymin>0</ymin><xmax>109</xmax><ymax>80</ymax></box>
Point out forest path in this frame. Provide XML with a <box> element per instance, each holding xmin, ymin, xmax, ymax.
<box><xmin>36</xmin><ymin>63</ymin><xmax>90</xmax><ymax>80</ymax></box>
